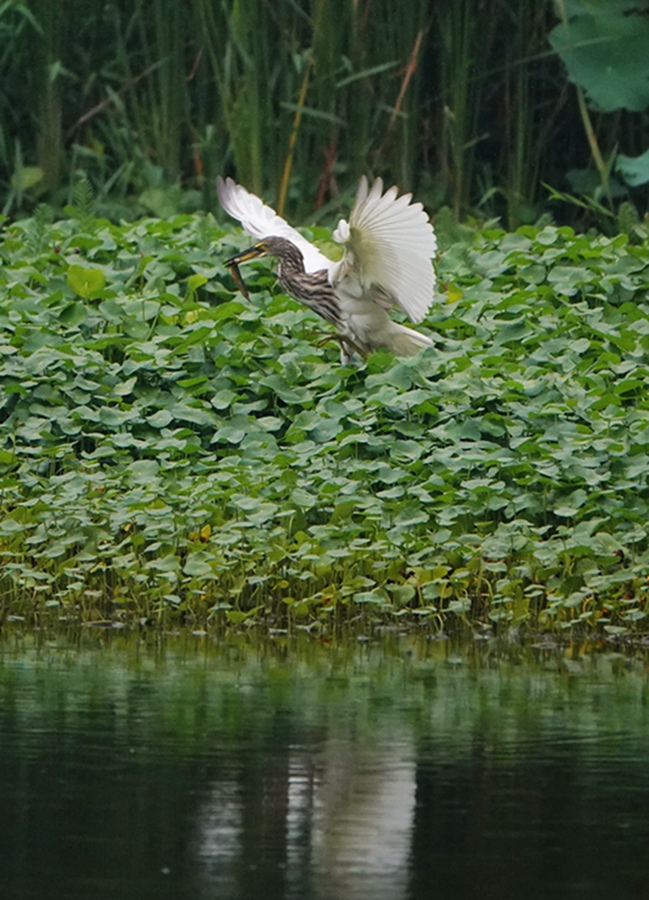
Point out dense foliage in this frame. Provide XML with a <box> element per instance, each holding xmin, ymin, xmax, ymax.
<box><xmin>0</xmin><ymin>203</ymin><xmax>649</xmax><ymax>632</ymax></box>
<box><xmin>3</xmin><ymin>0</ymin><xmax>649</xmax><ymax>227</ymax></box>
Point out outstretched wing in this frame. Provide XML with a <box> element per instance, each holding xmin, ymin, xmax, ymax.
<box><xmin>216</xmin><ymin>176</ymin><xmax>332</xmax><ymax>274</ymax></box>
<box><xmin>333</xmin><ymin>176</ymin><xmax>436</xmax><ymax>323</ymax></box>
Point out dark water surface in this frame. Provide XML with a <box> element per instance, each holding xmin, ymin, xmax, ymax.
<box><xmin>1</xmin><ymin>630</ymin><xmax>648</xmax><ymax>900</ymax></box>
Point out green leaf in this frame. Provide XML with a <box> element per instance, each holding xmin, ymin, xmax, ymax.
<box><xmin>211</xmin><ymin>389</ymin><xmax>236</xmax><ymax>410</ymax></box>
<box><xmin>549</xmin><ymin>9</ymin><xmax>649</xmax><ymax>112</ymax></box>
<box><xmin>67</xmin><ymin>264</ymin><xmax>106</xmax><ymax>299</ymax></box>
<box><xmin>59</xmin><ymin>302</ymin><xmax>88</xmax><ymax>327</ymax></box>
<box><xmin>183</xmin><ymin>554</ymin><xmax>214</xmax><ymax>577</ymax></box>
<box><xmin>186</xmin><ymin>273</ymin><xmax>208</xmax><ymax>292</ymax></box>
<box><xmin>353</xmin><ymin>590</ymin><xmax>388</xmax><ymax>605</ymax></box>
<box><xmin>616</xmin><ymin>148</ymin><xmax>649</xmax><ymax>187</ymax></box>
<box><xmin>147</xmin><ymin>409</ymin><xmax>173</xmax><ymax>428</ymax></box>
<box><xmin>113</xmin><ymin>376</ymin><xmax>137</xmax><ymax>397</ymax></box>
<box><xmin>225</xmin><ymin>606</ymin><xmax>263</xmax><ymax>623</ymax></box>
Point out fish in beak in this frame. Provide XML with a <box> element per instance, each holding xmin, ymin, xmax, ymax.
<box><xmin>224</xmin><ymin>242</ymin><xmax>268</xmax><ymax>301</ymax></box>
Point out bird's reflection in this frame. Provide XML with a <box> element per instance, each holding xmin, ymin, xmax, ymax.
<box><xmin>194</xmin><ymin>730</ymin><xmax>415</xmax><ymax>900</ymax></box>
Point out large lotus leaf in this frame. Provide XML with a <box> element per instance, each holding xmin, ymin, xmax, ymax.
<box><xmin>550</xmin><ymin>6</ymin><xmax>649</xmax><ymax>112</ymax></box>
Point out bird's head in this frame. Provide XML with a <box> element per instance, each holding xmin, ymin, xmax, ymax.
<box><xmin>225</xmin><ymin>236</ymin><xmax>300</xmax><ymax>267</ymax></box>
<box><xmin>225</xmin><ymin>239</ymin><xmax>277</xmax><ymax>301</ymax></box>
<box><xmin>225</xmin><ymin>237</ymin><xmax>306</xmax><ymax>295</ymax></box>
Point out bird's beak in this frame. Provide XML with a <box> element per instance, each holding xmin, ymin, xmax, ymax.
<box><xmin>225</xmin><ymin>243</ymin><xmax>265</xmax><ymax>266</ymax></box>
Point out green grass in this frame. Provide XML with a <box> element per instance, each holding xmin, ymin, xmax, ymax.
<box><xmin>1</xmin><ymin>203</ymin><xmax>649</xmax><ymax>634</ymax></box>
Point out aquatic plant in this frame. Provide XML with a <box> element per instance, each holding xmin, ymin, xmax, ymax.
<box><xmin>1</xmin><ymin>205</ymin><xmax>649</xmax><ymax>633</ymax></box>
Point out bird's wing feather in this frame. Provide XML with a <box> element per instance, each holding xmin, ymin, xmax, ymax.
<box><xmin>334</xmin><ymin>176</ymin><xmax>436</xmax><ymax>323</ymax></box>
<box><xmin>217</xmin><ymin>176</ymin><xmax>332</xmax><ymax>274</ymax></box>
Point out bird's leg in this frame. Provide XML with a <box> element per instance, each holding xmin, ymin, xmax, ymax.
<box><xmin>313</xmin><ymin>331</ymin><xmax>368</xmax><ymax>362</ymax></box>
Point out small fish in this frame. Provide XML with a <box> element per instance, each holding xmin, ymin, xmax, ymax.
<box><xmin>226</xmin><ymin>259</ymin><xmax>251</xmax><ymax>301</ymax></box>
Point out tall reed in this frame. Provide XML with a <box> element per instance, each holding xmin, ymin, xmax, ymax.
<box><xmin>2</xmin><ymin>0</ymin><xmax>647</xmax><ymax>224</ymax></box>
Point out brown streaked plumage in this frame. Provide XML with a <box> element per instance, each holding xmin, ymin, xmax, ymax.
<box><xmin>218</xmin><ymin>176</ymin><xmax>437</xmax><ymax>363</ymax></box>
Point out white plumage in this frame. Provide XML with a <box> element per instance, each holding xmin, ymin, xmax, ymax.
<box><xmin>217</xmin><ymin>175</ymin><xmax>436</xmax><ymax>362</ymax></box>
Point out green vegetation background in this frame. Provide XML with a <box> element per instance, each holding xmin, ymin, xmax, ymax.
<box><xmin>1</xmin><ymin>206</ymin><xmax>649</xmax><ymax>632</ymax></box>
<box><xmin>3</xmin><ymin>0</ymin><xmax>649</xmax><ymax>226</ymax></box>
<box><xmin>2</xmin><ymin>1</ymin><xmax>649</xmax><ymax>632</ymax></box>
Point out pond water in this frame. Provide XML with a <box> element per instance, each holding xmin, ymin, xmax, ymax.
<box><xmin>1</xmin><ymin>630</ymin><xmax>648</xmax><ymax>900</ymax></box>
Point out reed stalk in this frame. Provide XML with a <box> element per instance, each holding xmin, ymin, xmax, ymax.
<box><xmin>1</xmin><ymin>0</ymin><xmax>646</xmax><ymax>224</ymax></box>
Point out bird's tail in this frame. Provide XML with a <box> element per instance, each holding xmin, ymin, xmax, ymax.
<box><xmin>383</xmin><ymin>322</ymin><xmax>433</xmax><ymax>357</ymax></box>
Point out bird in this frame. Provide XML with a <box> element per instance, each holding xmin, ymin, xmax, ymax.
<box><xmin>217</xmin><ymin>175</ymin><xmax>436</xmax><ymax>363</ymax></box>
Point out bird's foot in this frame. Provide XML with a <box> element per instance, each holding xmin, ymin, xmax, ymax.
<box><xmin>313</xmin><ymin>331</ymin><xmax>368</xmax><ymax>362</ymax></box>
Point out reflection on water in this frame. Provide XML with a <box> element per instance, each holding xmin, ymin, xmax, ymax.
<box><xmin>0</xmin><ymin>631</ymin><xmax>648</xmax><ymax>900</ymax></box>
<box><xmin>195</xmin><ymin>730</ymin><xmax>416</xmax><ymax>900</ymax></box>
